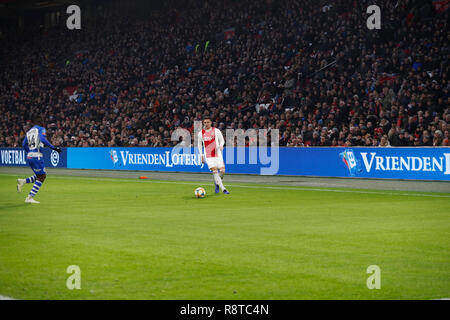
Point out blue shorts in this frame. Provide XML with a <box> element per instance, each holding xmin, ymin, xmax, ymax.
<box><xmin>27</xmin><ymin>157</ymin><xmax>46</xmax><ymax>175</ymax></box>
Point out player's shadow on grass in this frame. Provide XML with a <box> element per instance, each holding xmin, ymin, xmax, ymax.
<box><xmin>180</xmin><ymin>195</ymin><xmax>215</xmax><ymax>201</ymax></box>
<box><xmin>0</xmin><ymin>204</ymin><xmax>29</xmax><ymax>211</ymax></box>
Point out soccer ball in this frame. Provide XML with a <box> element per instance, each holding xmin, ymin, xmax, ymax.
<box><xmin>195</xmin><ymin>187</ymin><xmax>206</xmax><ymax>198</ymax></box>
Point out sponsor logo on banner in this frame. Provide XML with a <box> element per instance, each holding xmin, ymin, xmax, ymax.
<box><xmin>109</xmin><ymin>150</ymin><xmax>205</xmax><ymax>169</ymax></box>
<box><xmin>341</xmin><ymin>149</ymin><xmax>450</xmax><ymax>176</ymax></box>
<box><xmin>0</xmin><ymin>149</ymin><xmax>26</xmax><ymax>165</ymax></box>
<box><xmin>110</xmin><ymin>149</ymin><xmax>120</xmax><ymax>167</ymax></box>
<box><xmin>63</xmin><ymin>147</ymin><xmax>449</xmax><ymax>181</ymax></box>
<box><xmin>51</xmin><ymin>150</ymin><xmax>60</xmax><ymax>166</ymax></box>
<box><xmin>339</xmin><ymin>149</ymin><xmax>362</xmax><ymax>176</ymax></box>
<box><xmin>0</xmin><ymin>148</ymin><xmax>67</xmax><ymax>168</ymax></box>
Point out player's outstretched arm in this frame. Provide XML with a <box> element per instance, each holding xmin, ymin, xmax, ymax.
<box><xmin>197</xmin><ymin>132</ymin><xmax>205</xmax><ymax>162</ymax></box>
<box><xmin>39</xmin><ymin>130</ymin><xmax>55</xmax><ymax>150</ymax></box>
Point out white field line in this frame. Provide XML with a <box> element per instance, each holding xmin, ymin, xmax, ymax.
<box><xmin>2</xmin><ymin>172</ymin><xmax>449</xmax><ymax>198</ymax></box>
<box><xmin>30</xmin><ymin>174</ymin><xmax>450</xmax><ymax>198</ymax></box>
<box><xmin>0</xmin><ymin>295</ymin><xmax>16</xmax><ymax>300</ymax></box>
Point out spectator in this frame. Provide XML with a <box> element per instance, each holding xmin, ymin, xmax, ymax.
<box><xmin>0</xmin><ymin>0</ymin><xmax>448</xmax><ymax>148</ymax></box>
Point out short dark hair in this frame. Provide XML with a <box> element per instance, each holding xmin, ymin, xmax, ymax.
<box><xmin>203</xmin><ymin>117</ymin><xmax>211</xmax><ymax>122</ymax></box>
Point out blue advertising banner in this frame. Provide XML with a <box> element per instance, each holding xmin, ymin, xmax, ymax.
<box><xmin>276</xmin><ymin>147</ymin><xmax>450</xmax><ymax>180</ymax></box>
<box><xmin>67</xmin><ymin>147</ymin><xmax>211</xmax><ymax>173</ymax></box>
<box><xmin>0</xmin><ymin>148</ymin><xmax>67</xmax><ymax>169</ymax></box>
<box><xmin>65</xmin><ymin>147</ymin><xmax>450</xmax><ymax>181</ymax></box>
<box><xmin>1</xmin><ymin>146</ymin><xmax>448</xmax><ymax>181</ymax></box>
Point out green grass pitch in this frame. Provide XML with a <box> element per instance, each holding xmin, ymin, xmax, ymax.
<box><xmin>0</xmin><ymin>173</ymin><xmax>449</xmax><ymax>300</ymax></box>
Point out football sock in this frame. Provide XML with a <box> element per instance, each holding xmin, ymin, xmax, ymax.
<box><xmin>28</xmin><ymin>180</ymin><xmax>43</xmax><ymax>198</ymax></box>
<box><xmin>213</xmin><ymin>172</ymin><xmax>225</xmax><ymax>191</ymax></box>
<box><xmin>25</xmin><ymin>175</ymin><xmax>37</xmax><ymax>184</ymax></box>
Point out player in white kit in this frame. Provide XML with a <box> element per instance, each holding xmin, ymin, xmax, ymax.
<box><xmin>197</xmin><ymin>118</ymin><xmax>229</xmax><ymax>194</ymax></box>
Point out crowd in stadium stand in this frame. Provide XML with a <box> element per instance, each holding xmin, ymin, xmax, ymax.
<box><xmin>0</xmin><ymin>0</ymin><xmax>449</xmax><ymax>148</ymax></box>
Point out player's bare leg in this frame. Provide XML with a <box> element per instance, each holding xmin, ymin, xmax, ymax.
<box><xmin>219</xmin><ymin>167</ymin><xmax>229</xmax><ymax>194</ymax></box>
<box><xmin>211</xmin><ymin>167</ymin><xmax>229</xmax><ymax>194</ymax></box>
<box><xmin>36</xmin><ymin>174</ymin><xmax>46</xmax><ymax>183</ymax></box>
<box><xmin>25</xmin><ymin>174</ymin><xmax>46</xmax><ymax>204</ymax></box>
<box><xmin>213</xmin><ymin>166</ymin><xmax>220</xmax><ymax>193</ymax></box>
<box><xmin>211</xmin><ymin>167</ymin><xmax>220</xmax><ymax>193</ymax></box>
<box><xmin>211</xmin><ymin>168</ymin><xmax>228</xmax><ymax>194</ymax></box>
<box><xmin>219</xmin><ymin>167</ymin><xmax>225</xmax><ymax>179</ymax></box>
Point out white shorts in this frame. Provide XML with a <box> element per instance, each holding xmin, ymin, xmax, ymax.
<box><xmin>205</xmin><ymin>157</ymin><xmax>225</xmax><ymax>170</ymax></box>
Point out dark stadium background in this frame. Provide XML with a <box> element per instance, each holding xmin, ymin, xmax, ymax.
<box><xmin>0</xmin><ymin>0</ymin><xmax>448</xmax><ymax>149</ymax></box>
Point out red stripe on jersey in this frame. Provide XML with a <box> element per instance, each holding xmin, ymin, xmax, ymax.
<box><xmin>202</xmin><ymin>128</ymin><xmax>216</xmax><ymax>158</ymax></box>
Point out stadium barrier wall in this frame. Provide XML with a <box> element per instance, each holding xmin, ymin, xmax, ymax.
<box><xmin>1</xmin><ymin>147</ymin><xmax>449</xmax><ymax>181</ymax></box>
<box><xmin>66</xmin><ymin>147</ymin><xmax>450</xmax><ymax>181</ymax></box>
<box><xmin>0</xmin><ymin>148</ymin><xmax>67</xmax><ymax>169</ymax></box>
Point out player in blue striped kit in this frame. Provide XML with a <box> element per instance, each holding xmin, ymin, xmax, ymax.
<box><xmin>17</xmin><ymin>117</ymin><xmax>61</xmax><ymax>203</ymax></box>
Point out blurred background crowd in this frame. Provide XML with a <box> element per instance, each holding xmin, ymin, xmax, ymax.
<box><xmin>0</xmin><ymin>0</ymin><xmax>448</xmax><ymax>148</ymax></box>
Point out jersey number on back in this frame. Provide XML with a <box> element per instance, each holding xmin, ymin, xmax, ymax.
<box><xmin>27</xmin><ymin>129</ymin><xmax>39</xmax><ymax>150</ymax></box>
